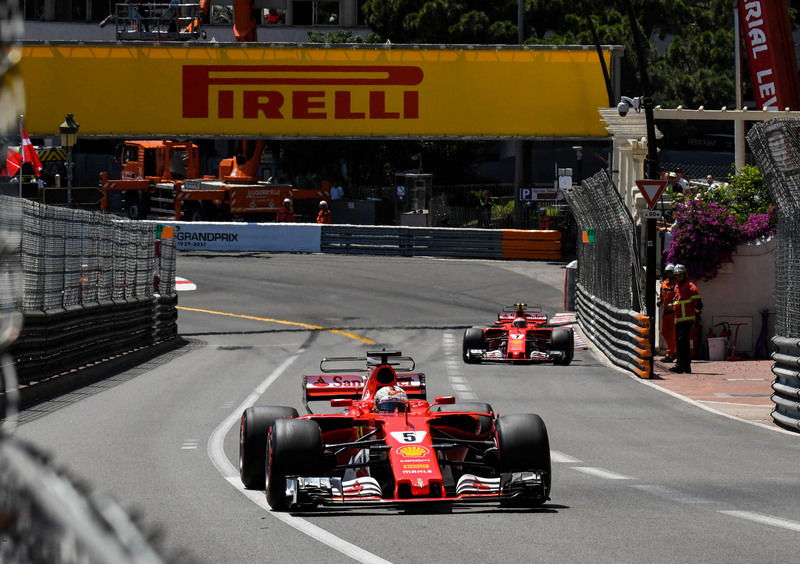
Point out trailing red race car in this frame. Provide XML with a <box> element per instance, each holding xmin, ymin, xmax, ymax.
<box><xmin>462</xmin><ymin>303</ymin><xmax>574</xmax><ymax>365</ymax></box>
<box><xmin>239</xmin><ymin>350</ymin><xmax>551</xmax><ymax>511</ymax></box>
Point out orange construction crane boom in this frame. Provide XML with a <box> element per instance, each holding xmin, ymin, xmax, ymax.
<box><xmin>233</xmin><ymin>0</ymin><xmax>258</xmax><ymax>42</ymax></box>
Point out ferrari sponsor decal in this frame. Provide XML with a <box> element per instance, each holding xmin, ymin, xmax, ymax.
<box><xmin>402</xmin><ymin>468</ymin><xmax>433</xmax><ymax>474</ymax></box>
<box><xmin>308</xmin><ymin>375</ymin><xmax>364</xmax><ymax>387</ymax></box>
<box><xmin>417</xmin><ymin>479</ymin><xmax>425</xmax><ymax>488</ymax></box>
<box><xmin>402</xmin><ymin>463</ymin><xmax>430</xmax><ymax>470</ymax></box>
<box><xmin>396</xmin><ymin>445</ymin><xmax>430</xmax><ymax>457</ymax></box>
<box><xmin>390</xmin><ymin>431</ymin><xmax>427</xmax><ymax>444</ymax></box>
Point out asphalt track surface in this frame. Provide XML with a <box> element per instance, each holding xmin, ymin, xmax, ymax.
<box><xmin>15</xmin><ymin>253</ymin><xmax>800</xmax><ymax>563</ymax></box>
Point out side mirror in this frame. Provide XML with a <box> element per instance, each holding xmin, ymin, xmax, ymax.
<box><xmin>331</xmin><ymin>398</ymin><xmax>353</xmax><ymax>408</ymax></box>
<box><xmin>434</xmin><ymin>396</ymin><xmax>456</xmax><ymax>405</ymax></box>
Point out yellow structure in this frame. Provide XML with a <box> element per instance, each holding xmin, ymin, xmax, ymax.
<box><xmin>21</xmin><ymin>43</ymin><xmax>616</xmax><ymax>138</ymax></box>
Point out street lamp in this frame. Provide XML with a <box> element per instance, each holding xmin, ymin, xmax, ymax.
<box><xmin>60</xmin><ymin>113</ymin><xmax>79</xmax><ymax>207</ymax></box>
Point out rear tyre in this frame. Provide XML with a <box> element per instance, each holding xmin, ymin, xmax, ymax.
<box><xmin>266</xmin><ymin>418</ymin><xmax>324</xmax><ymax>511</ymax></box>
<box><xmin>496</xmin><ymin>413</ymin><xmax>551</xmax><ymax>501</ymax></box>
<box><xmin>462</xmin><ymin>328</ymin><xmax>485</xmax><ymax>364</ymax></box>
<box><xmin>551</xmin><ymin>327</ymin><xmax>574</xmax><ymax>366</ymax></box>
<box><xmin>239</xmin><ymin>406</ymin><xmax>298</xmax><ymax>490</ymax></box>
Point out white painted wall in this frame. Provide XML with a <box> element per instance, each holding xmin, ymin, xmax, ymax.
<box><xmin>656</xmin><ymin>238</ymin><xmax>776</xmax><ymax>357</ymax></box>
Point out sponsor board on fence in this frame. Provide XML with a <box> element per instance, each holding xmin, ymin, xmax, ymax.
<box><xmin>21</xmin><ymin>44</ymin><xmax>615</xmax><ymax>138</ymax></box>
<box><xmin>156</xmin><ymin>222</ymin><xmax>322</xmax><ymax>252</ymax></box>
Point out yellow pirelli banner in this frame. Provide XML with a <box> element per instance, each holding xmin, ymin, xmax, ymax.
<box><xmin>21</xmin><ymin>43</ymin><xmax>616</xmax><ymax>138</ymax></box>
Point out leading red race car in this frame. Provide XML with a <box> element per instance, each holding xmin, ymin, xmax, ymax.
<box><xmin>239</xmin><ymin>350</ymin><xmax>551</xmax><ymax>510</ymax></box>
<box><xmin>462</xmin><ymin>303</ymin><xmax>574</xmax><ymax>365</ymax></box>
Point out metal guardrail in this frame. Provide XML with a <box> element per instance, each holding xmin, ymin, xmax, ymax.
<box><xmin>320</xmin><ymin>225</ymin><xmax>561</xmax><ymax>260</ymax></box>
<box><xmin>770</xmin><ymin>337</ymin><xmax>800</xmax><ymax>430</ymax></box>
<box><xmin>576</xmin><ymin>283</ymin><xmax>651</xmax><ymax>379</ymax></box>
<box><xmin>321</xmin><ymin>225</ymin><xmax>503</xmax><ymax>258</ymax></box>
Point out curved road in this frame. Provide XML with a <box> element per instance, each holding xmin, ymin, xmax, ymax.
<box><xmin>16</xmin><ymin>253</ymin><xmax>800</xmax><ymax>563</ymax></box>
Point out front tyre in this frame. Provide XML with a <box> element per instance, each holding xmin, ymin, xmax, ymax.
<box><xmin>266</xmin><ymin>418</ymin><xmax>324</xmax><ymax>511</ymax></box>
<box><xmin>239</xmin><ymin>406</ymin><xmax>298</xmax><ymax>490</ymax></box>
<box><xmin>462</xmin><ymin>328</ymin><xmax>485</xmax><ymax>364</ymax></box>
<box><xmin>495</xmin><ymin>413</ymin><xmax>551</xmax><ymax>499</ymax></box>
<box><xmin>551</xmin><ymin>327</ymin><xmax>574</xmax><ymax>366</ymax></box>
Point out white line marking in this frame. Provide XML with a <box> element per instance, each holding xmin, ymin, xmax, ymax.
<box><xmin>720</xmin><ymin>510</ymin><xmax>800</xmax><ymax>532</ymax></box>
<box><xmin>630</xmin><ymin>484</ymin><xmax>712</xmax><ymax>504</ymax></box>
<box><xmin>550</xmin><ymin>451</ymin><xmax>582</xmax><ymax>464</ymax></box>
<box><xmin>571</xmin><ymin>467</ymin><xmax>633</xmax><ymax>480</ymax></box>
<box><xmin>460</xmin><ymin>392</ymin><xmax>477</xmax><ymax>400</ymax></box>
<box><xmin>449</xmin><ymin>376</ymin><xmax>465</xmax><ymax>384</ymax></box>
<box><xmin>181</xmin><ymin>440</ymin><xmax>199</xmax><ymax>450</ymax></box>
<box><xmin>451</xmin><ymin>383</ymin><xmax>468</xmax><ymax>392</ymax></box>
<box><xmin>207</xmin><ymin>354</ymin><xmax>392</xmax><ymax>564</ymax></box>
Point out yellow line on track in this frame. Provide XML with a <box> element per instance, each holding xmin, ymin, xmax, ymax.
<box><xmin>177</xmin><ymin>306</ymin><xmax>376</xmax><ymax>344</ymax></box>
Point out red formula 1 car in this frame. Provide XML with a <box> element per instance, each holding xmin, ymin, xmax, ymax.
<box><xmin>462</xmin><ymin>303</ymin><xmax>574</xmax><ymax>365</ymax></box>
<box><xmin>239</xmin><ymin>350</ymin><xmax>551</xmax><ymax>511</ymax></box>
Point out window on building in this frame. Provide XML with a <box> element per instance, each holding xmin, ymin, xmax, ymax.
<box><xmin>292</xmin><ymin>1</ymin><xmax>339</xmax><ymax>25</ymax></box>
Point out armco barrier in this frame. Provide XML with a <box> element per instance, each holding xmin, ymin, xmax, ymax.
<box><xmin>321</xmin><ymin>225</ymin><xmax>502</xmax><ymax>258</ymax></box>
<box><xmin>576</xmin><ymin>283</ymin><xmax>652</xmax><ymax>378</ymax></box>
<box><xmin>770</xmin><ymin>336</ymin><xmax>800</xmax><ymax>430</ymax></box>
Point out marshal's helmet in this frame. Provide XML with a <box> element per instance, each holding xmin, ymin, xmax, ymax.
<box><xmin>673</xmin><ymin>264</ymin><xmax>687</xmax><ymax>275</ymax></box>
<box><xmin>374</xmin><ymin>386</ymin><xmax>408</xmax><ymax>413</ymax></box>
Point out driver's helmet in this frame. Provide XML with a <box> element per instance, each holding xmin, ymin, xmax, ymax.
<box><xmin>374</xmin><ymin>385</ymin><xmax>408</xmax><ymax>413</ymax></box>
<box><xmin>512</xmin><ymin>317</ymin><xmax>528</xmax><ymax>328</ymax></box>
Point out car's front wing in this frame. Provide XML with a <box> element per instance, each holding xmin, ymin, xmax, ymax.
<box><xmin>283</xmin><ymin>472</ymin><xmax>547</xmax><ymax>509</ymax></box>
<box><xmin>464</xmin><ymin>349</ymin><xmax>567</xmax><ymax>363</ymax></box>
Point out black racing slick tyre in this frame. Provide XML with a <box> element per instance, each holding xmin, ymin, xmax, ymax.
<box><xmin>239</xmin><ymin>406</ymin><xmax>298</xmax><ymax>490</ymax></box>
<box><xmin>266</xmin><ymin>418</ymin><xmax>324</xmax><ymax>511</ymax></box>
<box><xmin>551</xmin><ymin>327</ymin><xmax>574</xmax><ymax>366</ymax></box>
<box><xmin>462</xmin><ymin>328</ymin><xmax>485</xmax><ymax>364</ymax></box>
<box><xmin>495</xmin><ymin>414</ymin><xmax>551</xmax><ymax>497</ymax></box>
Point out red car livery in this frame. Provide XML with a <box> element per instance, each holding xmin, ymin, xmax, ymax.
<box><xmin>462</xmin><ymin>303</ymin><xmax>574</xmax><ymax>365</ymax></box>
<box><xmin>239</xmin><ymin>350</ymin><xmax>551</xmax><ymax>510</ymax></box>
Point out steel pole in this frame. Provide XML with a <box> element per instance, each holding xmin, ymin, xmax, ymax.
<box><xmin>67</xmin><ymin>146</ymin><xmax>73</xmax><ymax>207</ymax></box>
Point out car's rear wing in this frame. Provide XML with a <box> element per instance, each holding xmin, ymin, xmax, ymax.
<box><xmin>303</xmin><ymin>372</ymin><xmax>426</xmax><ymax>407</ymax></box>
<box><xmin>497</xmin><ymin>312</ymin><xmax>548</xmax><ymax>323</ymax></box>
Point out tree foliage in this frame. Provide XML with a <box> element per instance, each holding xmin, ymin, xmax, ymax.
<box><xmin>360</xmin><ymin>0</ymin><xmax>763</xmax><ymax>113</ymax></box>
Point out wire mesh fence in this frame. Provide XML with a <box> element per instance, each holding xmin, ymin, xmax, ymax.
<box><xmin>747</xmin><ymin>118</ymin><xmax>800</xmax><ymax>339</ymax></box>
<box><xmin>16</xmin><ymin>198</ymin><xmax>175</xmax><ymax>311</ymax></box>
<box><xmin>564</xmin><ymin>171</ymin><xmax>644</xmax><ymax>312</ymax></box>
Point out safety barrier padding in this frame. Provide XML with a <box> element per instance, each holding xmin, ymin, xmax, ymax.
<box><xmin>576</xmin><ymin>283</ymin><xmax>652</xmax><ymax>378</ymax></box>
<box><xmin>501</xmin><ymin>230</ymin><xmax>562</xmax><ymax>260</ymax></box>
<box><xmin>11</xmin><ymin>295</ymin><xmax>178</xmax><ymax>387</ymax></box>
<box><xmin>770</xmin><ymin>336</ymin><xmax>800</xmax><ymax>431</ymax></box>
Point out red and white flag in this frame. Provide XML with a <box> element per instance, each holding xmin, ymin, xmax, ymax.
<box><xmin>1</xmin><ymin>149</ymin><xmax>23</xmax><ymax>177</ymax></box>
<box><xmin>21</xmin><ymin>128</ymin><xmax>43</xmax><ymax>177</ymax></box>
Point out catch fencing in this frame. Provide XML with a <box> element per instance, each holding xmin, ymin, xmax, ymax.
<box><xmin>0</xmin><ymin>200</ymin><xmax>177</xmax><ymax>562</ymax></box>
<box><xmin>565</xmin><ymin>172</ymin><xmax>651</xmax><ymax>377</ymax></box>
<box><xmin>747</xmin><ymin>118</ymin><xmax>800</xmax><ymax>430</ymax></box>
<box><xmin>7</xmin><ymin>196</ymin><xmax>178</xmax><ymax>389</ymax></box>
